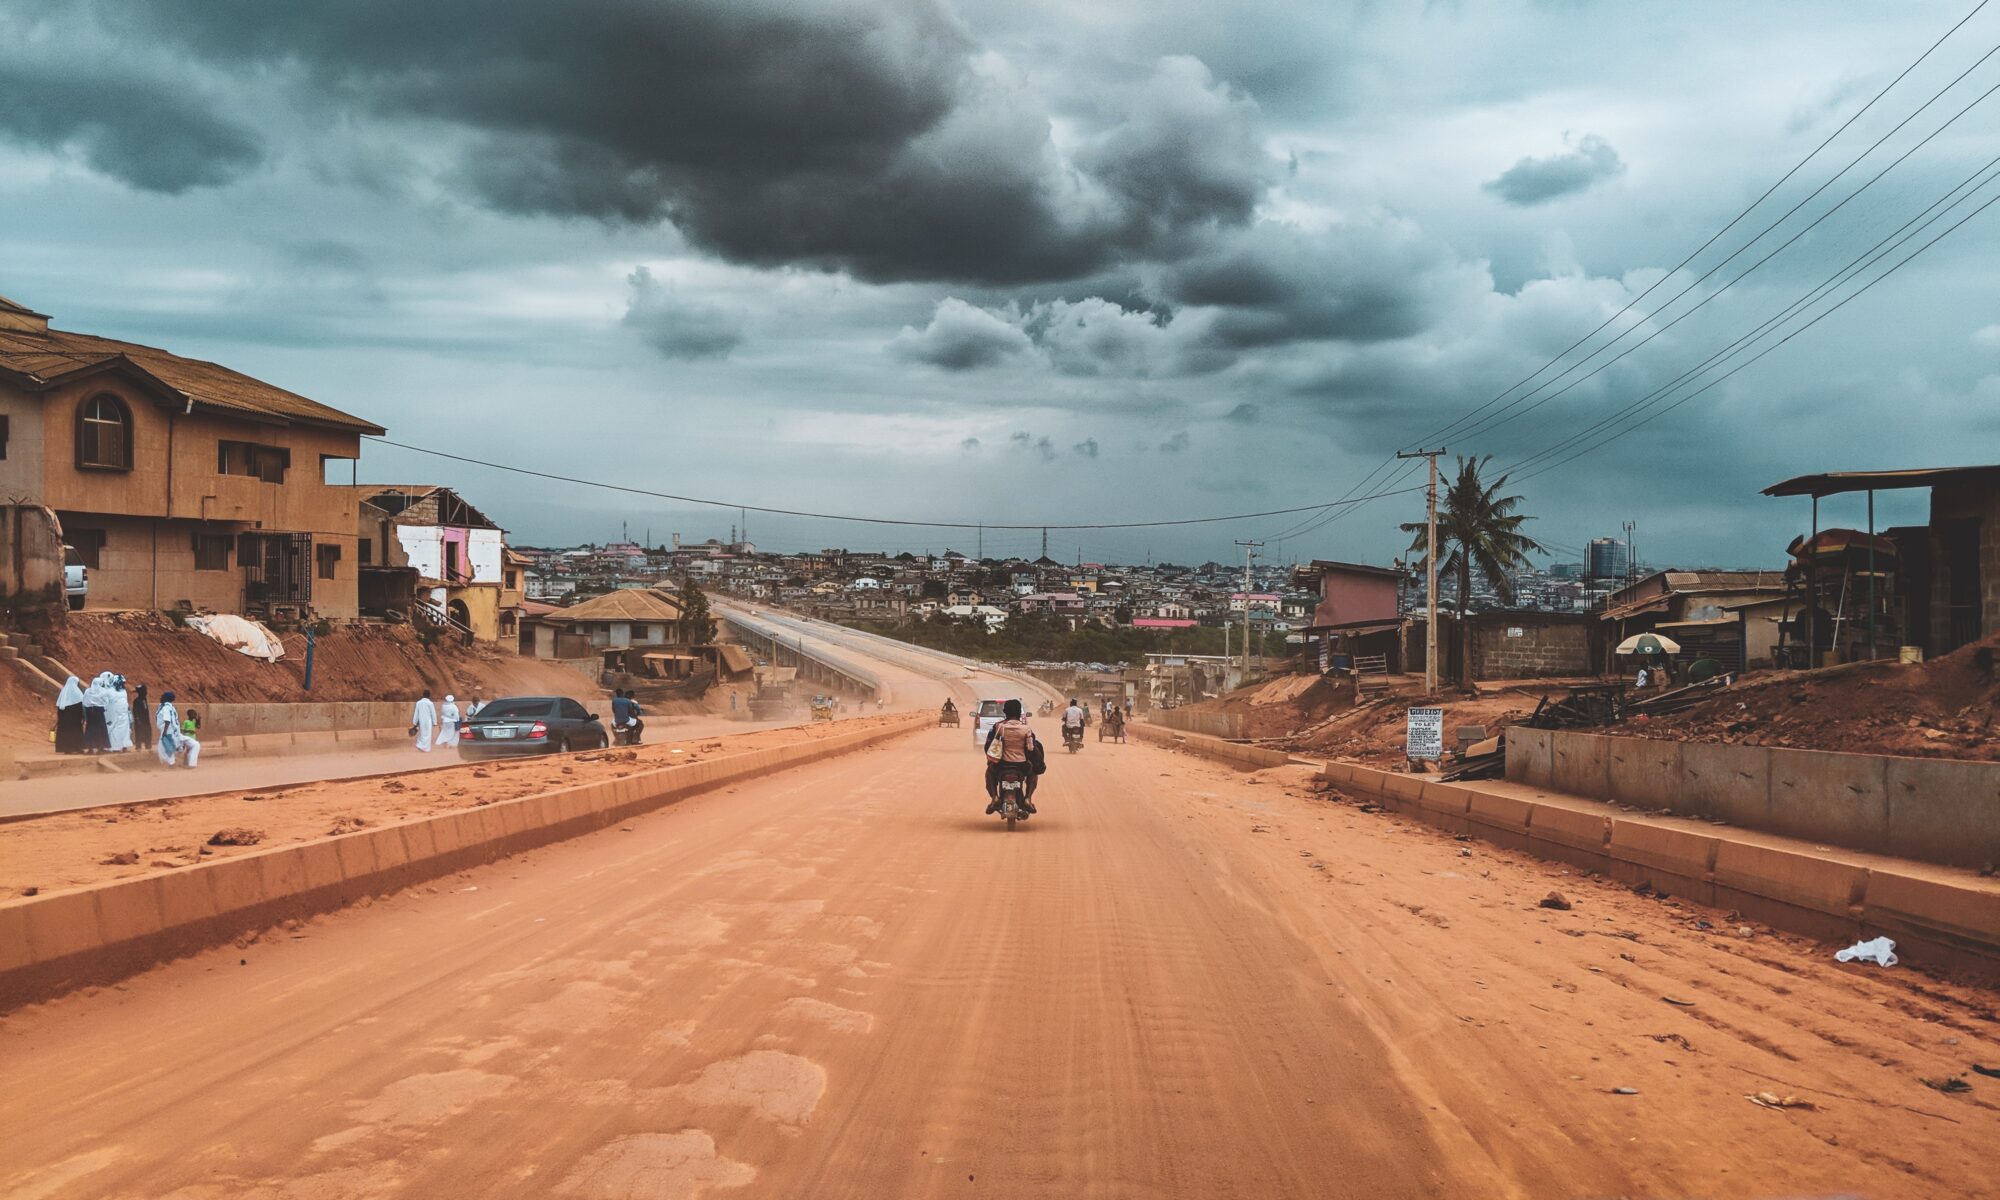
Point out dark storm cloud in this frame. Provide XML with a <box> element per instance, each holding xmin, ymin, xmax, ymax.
<box><xmin>623</xmin><ymin>267</ymin><xmax>744</xmax><ymax>361</ymax></box>
<box><xmin>1483</xmin><ymin>134</ymin><xmax>1624</xmax><ymax>206</ymax></box>
<box><xmin>0</xmin><ymin>56</ymin><xmax>261</xmax><ymax>193</ymax></box>
<box><xmin>960</xmin><ymin>437</ymin><xmax>981</xmax><ymax>451</ymax></box>
<box><xmin>1158</xmin><ymin>431</ymin><xmax>1191</xmax><ymax>452</ymax></box>
<box><xmin>1161</xmin><ymin>222</ymin><xmax>1449</xmax><ymax>348</ymax></box>
<box><xmin>890</xmin><ymin>299</ymin><xmax>1035</xmax><ymax>369</ymax></box>
<box><xmin>72</xmin><ymin>0</ymin><xmax>1272</xmax><ymax>285</ymax></box>
<box><xmin>1224</xmin><ymin>402</ymin><xmax>1261</xmax><ymax>423</ymax></box>
<box><xmin>1072</xmin><ymin>437</ymin><xmax>1101</xmax><ymax>458</ymax></box>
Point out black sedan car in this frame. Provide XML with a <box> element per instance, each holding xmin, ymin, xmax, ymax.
<box><xmin>457</xmin><ymin>696</ymin><xmax>608</xmax><ymax>758</ymax></box>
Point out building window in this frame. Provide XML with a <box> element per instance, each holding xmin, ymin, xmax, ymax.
<box><xmin>505</xmin><ymin>569</ymin><xmax>520</xmax><ymax>590</ymax></box>
<box><xmin>0</xmin><ymin>413</ymin><xmax>9</xmax><ymax>459</ymax></box>
<box><xmin>218</xmin><ymin>440</ymin><xmax>289</xmax><ymax>483</ymax></box>
<box><xmin>69</xmin><ymin>528</ymin><xmax>107</xmax><ymax>569</ymax></box>
<box><xmin>316</xmin><ymin>543</ymin><xmax>341</xmax><ymax>580</ymax></box>
<box><xmin>358</xmin><ymin>537</ymin><xmax>373</xmax><ymax>565</ymax></box>
<box><xmin>77</xmin><ymin>394</ymin><xmax>131</xmax><ymax>470</ymax></box>
<box><xmin>192</xmin><ymin>534</ymin><xmax>232</xmax><ymax>571</ymax></box>
<box><xmin>444</xmin><ymin>540</ymin><xmax>465</xmax><ymax>582</ymax></box>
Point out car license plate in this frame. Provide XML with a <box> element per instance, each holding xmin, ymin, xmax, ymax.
<box><xmin>486</xmin><ymin>727</ymin><xmax>515</xmax><ymax>739</ymax></box>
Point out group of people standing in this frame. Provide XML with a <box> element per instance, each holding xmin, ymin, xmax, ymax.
<box><xmin>53</xmin><ymin>674</ymin><xmax>201</xmax><ymax>767</ymax></box>
<box><xmin>410</xmin><ymin>690</ymin><xmax>484</xmax><ymax>752</ymax></box>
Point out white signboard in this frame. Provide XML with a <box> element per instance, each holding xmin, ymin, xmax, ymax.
<box><xmin>1507</xmin><ymin>626</ymin><xmax>1524</xmax><ymax>638</ymax></box>
<box><xmin>1406</xmin><ymin>707</ymin><xmax>1444</xmax><ymax>761</ymax></box>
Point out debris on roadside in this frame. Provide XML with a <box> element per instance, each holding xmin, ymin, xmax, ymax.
<box><xmin>207</xmin><ymin>828</ymin><xmax>264</xmax><ymax>847</ymax></box>
<box><xmin>1921</xmin><ymin>1076</ymin><xmax>1972</xmax><ymax>1094</ymax></box>
<box><xmin>1648</xmin><ymin>1033</ymin><xmax>1695</xmax><ymax>1052</ymax></box>
<box><xmin>327</xmin><ymin>815</ymin><xmax>370</xmax><ymax>836</ymax></box>
<box><xmin>1834</xmin><ymin>936</ymin><xmax>1899</xmax><ymax>967</ymax></box>
<box><xmin>1611</xmin><ymin>1087</ymin><xmax>1639</xmax><ymax>1096</ymax></box>
<box><xmin>1661</xmin><ymin>995</ymin><xmax>1697</xmax><ymax>1007</ymax></box>
<box><xmin>1538</xmin><ymin>891</ymin><xmax>1573</xmax><ymax>911</ymax></box>
<box><xmin>99</xmin><ymin>851</ymin><xmax>139</xmax><ymax>865</ymax></box>
<box><xmin>1746</xmin><ymin>1091</ymin><xmax>1816</xmax><ymax>1111</ymax></box>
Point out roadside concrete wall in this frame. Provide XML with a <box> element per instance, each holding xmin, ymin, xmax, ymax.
<box><xmin>1331</xmin><ymin>756</ymin><xmax>2000</xmax><ymax>983</ymax></box>
<box><xmin>1470</xmin><ymin>616</ymin><xmax>1597</xmax><ymax>679</ymax></box>
<box><xmin>1130</xmin><ymin>722</ymin><xmax>1291</xmax><ymax>769</ymax></box>
<box><xmin>0</xmin><ymin>713</ymin><xmax>926</xmax><ymax>1010</ymax></box>
<box><xmin>1146</xmin><ymin>709</ymin><xmax>1245</xmax><ymax>740</ymax></box>
<box><xmin>1506</xmin><ymin>730</ymin><xmax>2000</xmax><ymax>870</ymax></box>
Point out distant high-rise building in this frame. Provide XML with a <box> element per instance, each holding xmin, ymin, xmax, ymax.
<box><xmin>1588</xmin><ymin>538</ymin><xmax>1629</xmax><ymax>582</ymax></box>
<box><xmin>1548</xmin><ymin>562</ymin><xmax>1582</xmax><ymax>581</ymax></box>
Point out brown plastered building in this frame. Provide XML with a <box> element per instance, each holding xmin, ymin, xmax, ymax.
<box><xmin>0</xmin><ymin>294</ymin><xmax>384</xmax><ymax>618</ymax></box>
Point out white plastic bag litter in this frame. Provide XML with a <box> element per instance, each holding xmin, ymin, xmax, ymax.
<box><xmin>1835</xmin><ymin>936</ymin><xmax>1898</xmax><ymax>967</ymax></box>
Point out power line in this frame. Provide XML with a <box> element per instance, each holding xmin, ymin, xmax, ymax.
<box><xmin>1451</xmin><ymin>39</ymin><xmax>2000</xmax><ymax>451</ymax></box>
<box><xmin>1508</xmin><ymin>183</ymin><xmax>2000</xmax><ymax>483</ymax></box>
<box><xmin>1505</xmin><ymin>149</ymin><xmax>2000</xmax><ymax>477</ymax></box>
<box><xmin>361</xmin><ymin>436</ymin><xmax>1427</xmax><ymax>532</ymax></box>
<box><xmin>1409</xmin><ymin>0</ymin><xmax>1992</xmax><ymax>454</ymax></box>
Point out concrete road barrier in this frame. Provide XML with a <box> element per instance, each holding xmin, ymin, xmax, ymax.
<box><xmin>1129</xmin><ymin>723</ymin><xmax>1292</xmax><ymax>770</ymax></box>
<box><xmin>1323</xmin><ymin>755</ymin><xmax>2000</xmax><ymax>983</ymax></box>
<box><xmin>0</xmin><ymin>715</ymin><xmax>927</xmax><ymax>1011</ymax></box>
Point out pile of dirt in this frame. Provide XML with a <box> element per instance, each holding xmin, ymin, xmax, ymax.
<box><xmin>1628</xmin><ymin>633</ymin><xmax>2000</xmax><ymax>760</ymax></box>
<box><xmin>1280</xmin><ymin>691</ymin><xmax>1546</xmax><ymax>766</ymax></box>
<box><xmin>34</xmin><ymin>612</ymin><xmax>599</xmax><ymax>707</ymax></box>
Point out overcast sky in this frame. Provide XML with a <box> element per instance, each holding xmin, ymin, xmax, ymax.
<box><xmin>4</xmin><ymin>0</ymin><xmax>1996</xmax><ymax>568</ymax></box>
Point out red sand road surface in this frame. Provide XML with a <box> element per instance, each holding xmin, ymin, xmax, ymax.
<box><xmin>4</xmin><ymin>730</ymin><xmax>1997</xmax><ymax>1197</ymax></box>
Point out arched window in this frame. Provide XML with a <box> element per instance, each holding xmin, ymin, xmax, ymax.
<box><xmin>76</xmin><ymin>393</ymin><xmax>132</xmax><ymax>470</ymax></box>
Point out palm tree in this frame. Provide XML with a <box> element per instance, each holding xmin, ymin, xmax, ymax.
<box><xmin>1400</xmin><ymin>456</ymin><xmax>1544</xmax><ymax>689</ymax></box>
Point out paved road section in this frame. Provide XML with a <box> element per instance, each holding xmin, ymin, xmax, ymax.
<box><xmin>4</xmin><ymin>729</ymin><xmax>1993</xmax><ymax>1198</ymax></box>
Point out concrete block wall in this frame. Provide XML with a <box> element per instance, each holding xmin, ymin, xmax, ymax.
<box><xmin>1506</xmin><ymin>728</ymin><xmax>2000</xmax><ymax>870</ymax></box>
<box><xmin>1471</xmin><ymin>620</ymin><xmax>1596</xmax><ymax>679</ymax></box>
<box><xmin>1146</xmin><ymin>708</ymin><xmax>1245</xmax><ymax>739</ymax></box>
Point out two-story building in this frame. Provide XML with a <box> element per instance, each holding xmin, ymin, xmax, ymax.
<box><xmin>355</xmin><ymin>485</ymin><xmax>511</xmax><ymax>640</ymax></box>
<box><xmin>0</xmin><ymin>293</ymin><xmax>383</xmax><ymax>617</ymax></box>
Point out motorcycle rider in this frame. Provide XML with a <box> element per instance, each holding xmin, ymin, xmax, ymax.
<box><xmin>983</xmin><ymin>698</ymin><xmax>1040</xmax><ymax>814</ymax></box>
<box><xmin>1061</xmin><ymin>697</ymin><xmax>1087</xmax><ymax>746</ymax></box>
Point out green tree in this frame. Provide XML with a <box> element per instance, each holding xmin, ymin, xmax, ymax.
<box><xmin>1401</xmin><ymin>455</ymin><xmax>1543</xmax><ymax>689</ymax></box>
<box><xmin>677</xmin><ymin>581</ymin><xmax>718</xmax><ymax>644</ymax></box>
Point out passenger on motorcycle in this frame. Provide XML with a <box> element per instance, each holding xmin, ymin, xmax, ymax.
<box><xmin>983</xmin><ymin>698</ymin><xmax>1041</xmax><ymax>814</ymax></box>
<box><xmin>611</xmin><ymin>689</ymin><xmax>644</xmax><ymax>745</ymax></box>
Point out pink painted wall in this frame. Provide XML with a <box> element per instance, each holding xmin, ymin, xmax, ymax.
<box><xmin>1314</xmin><ymin>570</ymin><xmax>1399</xmax><ymax>627</ymax></box>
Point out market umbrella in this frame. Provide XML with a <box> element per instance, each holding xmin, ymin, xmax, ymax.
<box><xmin>1616</xmin><ymin>632</ymin><xmax>1681</xmax><ymax>656</ymax></box>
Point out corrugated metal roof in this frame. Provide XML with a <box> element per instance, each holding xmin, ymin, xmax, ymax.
<box><xmin>1763</xmin><ymin>465</ymin><xmax>2000</xmax><ymax>498</ymax></box>
<box><xmin>0</xmin><ymin>322</ymin><xmax>384</xmax><ymax>434</ymax></box>
<box><xmin>541</xmin><ymin>588</ymin><xmax>685</xmax><ymax>624</ymax></box>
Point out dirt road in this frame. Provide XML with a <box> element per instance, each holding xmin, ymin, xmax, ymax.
<box><xmin>5</xmin><ymin>728</ymin><xmax>1994</xmax><ymax>1198</ymax></box>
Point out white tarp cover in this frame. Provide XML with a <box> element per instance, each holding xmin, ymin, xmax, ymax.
<box><xmin>186</xmin><ymin>614</ymin><xmax>287</xmax><ymax>663</ymax></box>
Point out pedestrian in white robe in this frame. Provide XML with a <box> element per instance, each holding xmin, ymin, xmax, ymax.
<box><xmin>156</xmin><ymin>692</ymin><xmax>199</xmax><ymax>767</ymax></box>
<box><xmin>411</xmin><ymin>691</ymin><xmax>437</xmax><ymax>752</ymax></box>
<box><xmin>81</xmin><ymin>673</ymin><xmax>112</xmax><ymax>753</ymax></box>
<box><xmin>105</xmin><ymin>674</ymin><xmax>133</xmax><ymax>752</ymax></box>
<box><xmin>439</xmin><ymin>695</ymin><xmax>461</xmax><ymax>747</ymax></box>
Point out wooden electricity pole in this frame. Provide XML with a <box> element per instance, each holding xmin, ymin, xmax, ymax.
<box><xmin>1399</xmin><ymin>449</ymin><xmax>1445</xmax><ymax>695</ymax></box>
<box><xmin>1234</xmin><ymin>539</ymin><xmax>1262</xmax><ymax>681</ymax></box>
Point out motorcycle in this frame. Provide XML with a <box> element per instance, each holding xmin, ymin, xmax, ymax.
<box><xmin>990</xmin><ymin>764</ymin><xmax>1032</xmax><ymax>830</ymax></box>
<box><xmin>1063</xmin><ymin>724</ymin><xmax>1083</xmax><ymax>754</ymax></box>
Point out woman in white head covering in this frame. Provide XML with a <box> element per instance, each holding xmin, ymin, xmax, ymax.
<box><xmin>80</xmin><ymin>673</ymin><xmax>112</xmax><ymax>753</ymax></box>
<box><xmin>105</xmin><ymin>674</ymin><xmax>133</xmax><ymax>752</ymax></box>
<box><xmin>438</xmin><ymin>694</ymin><xmax>461</xmax><ymax>747</ymax></box>
<box><xmin>54</xmin><ymin>675</ymin><xmax>85</xmax><ymax>754</ymax></box>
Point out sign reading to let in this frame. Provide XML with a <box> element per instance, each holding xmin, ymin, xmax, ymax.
<box><xmin>1406</xmin><ymin>706</ymin><xmax>1444</xmax><ymax>761</ymax></box>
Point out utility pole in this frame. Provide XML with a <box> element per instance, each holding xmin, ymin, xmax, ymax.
<box><xmin>1235</xmin><ymin>539</ymin><xmax>1262</xmax><ymax>681</ymax></box>
<box><xmin>1041</xmin><ymin>527</ymin><xmax>1048</xmax><ymax>559</ymax></box>
<box><xmin>1399</xmin><ymin>448</ymin><xmax>1445</xmax><ymax>695</ymax></box>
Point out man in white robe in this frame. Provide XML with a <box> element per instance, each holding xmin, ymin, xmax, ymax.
<box><xmin>156</xmin><ymin>692</ymin><xmax>199</xmax><ymax>766</ymax></box>
<box><xmin>411</xmin><ymin>690</ymin><xmax>437</xmax><ymax>752</ymax></box>
<box><xmin>438</xmin><ymin>695</ymin><xmax>461</xmax><ymax>748</ymax></box>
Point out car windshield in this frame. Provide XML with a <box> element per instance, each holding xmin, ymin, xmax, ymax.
<box><xmin>977</xmin><ymin>701</ymin><xmax>1005</xmax><ymax>718</ymax></box>
<box><xmin>477</xmin><ymin>699</ymin><xmax>555</xmax><ymax>721</ymax></box>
